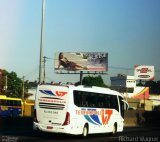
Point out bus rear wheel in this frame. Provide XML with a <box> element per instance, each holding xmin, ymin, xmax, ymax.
<box><xmin>82</xmin><ymin>124</ymin><xmax>88</xmax><ymax>138</ymax></box>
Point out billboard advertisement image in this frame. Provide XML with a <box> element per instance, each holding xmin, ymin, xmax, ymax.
<box><xmin>54</xmin><ymin>52</ymin><xmax>108</xmax><ymax>72</ymax></box>
<box><xmin>134</xmin><ymin>65</ymin><xmax>154</xmax><ymax>80</ymax></box>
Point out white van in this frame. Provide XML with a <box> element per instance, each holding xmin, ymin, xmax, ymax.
<box><xmin>33</xmin><ymin>84</ymin><xmax>128</xmax><ymax>137</ymax></box>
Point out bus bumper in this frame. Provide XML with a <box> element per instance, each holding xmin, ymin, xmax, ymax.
<box><xmin>33</xmin><ymin>122</ymin><xmax>71</xmax><ymax>134</ymax></box>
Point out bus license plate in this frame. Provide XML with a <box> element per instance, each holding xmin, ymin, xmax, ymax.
<box><xmin>47</xmin><ymin>126</ymin><xmax>53</xmax><ymax>129</ymax></box>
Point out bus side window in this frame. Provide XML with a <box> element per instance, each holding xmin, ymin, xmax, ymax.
<box><xmin>87</xmin><ymin>95</ymin><xmax>91</xmax><ymax>107</ymax></box>
<box><xmin>93</xmin><ymin>94</ymin><xmax>98</xmax><ymax>108</ymax></box>
<box><xmin>74</xmin><ymin>90</ymin><xmax>83</xmax><ymax>107</ymax></box>
<box><xmin>98</xmin><ymin>95</ymin><xmax>104</xmax><ymax>108</ymax></box>
<box><xmin>81</xmin><ymin>93</ymin><xmax>85</xmax><ymax>107</ymax></box>
<box><xmin>85</xmin><ymin>93</ymin><xmax>90</xmax><ymax>107</ymax></box>
<box><xmin>110</xmin><ymin>95</ymin><xmax>119</xmax><ymax>111</ymax></box>
<box><xmin>104</xmin><ymin>95</ymin><xmax>110</xmax><ymax>108</ymax></box>
<box><xmin>5</xmin><ymin>100</ymin><xmax>9</xmax><ymax>106</ymax></box>
<box><xmin>17</xmin><ymin>101</ymin><xmax>21</xmax><ymax>106</ymax></box>
<box><xmin>1</xmin><ymin>100</ymin><xmax>6</xmax><ymax>106</ymax></box>
<box><xmin>12</xmin><ymin>100</ymin><xmax>15</xmax><ymax>106</ymax></box>
<box><xmin>10</xmin><ymin>100</ymin><xmax>13</xmax><ymax>106</ymax></box>
<box><xmin>74</xmin><ymin>91</ymin><xmax>91</xmax><ymax>107</ymax></box>
<box><xmin>87</xmin><ymin>94</ymin><xmax>92</xmax><ymax>107</ymax></box>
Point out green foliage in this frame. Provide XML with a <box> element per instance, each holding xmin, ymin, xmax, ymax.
<box><xmin>82</xmin><ymin>75</ymin><xmax>107</xmax><ymax>87</ymax></box>
<box><xmin>0</xmin><ymin>70</ymin><xmax>22</xmax><ymax>98</ymax></box>
<box><xmin>7</xmin><ymin>71</ymin><xmax>22</xmax><ymax>98</ymax></box>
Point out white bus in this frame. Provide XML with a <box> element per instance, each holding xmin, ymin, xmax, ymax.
<box><xmin>33</xmin><ymin>84</ymin><xmax>128</xmax><ymax>137</ymax></box>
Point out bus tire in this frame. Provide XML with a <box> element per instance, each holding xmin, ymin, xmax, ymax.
<box><xmin>82</xmin><ymin>124</ymin><xmax>88</xmax><ymax>138</ymax></box>
<box><xmin>110</xmin><ymin>123</ymin><xmax>117</xmax><ymax>136</ymax></box>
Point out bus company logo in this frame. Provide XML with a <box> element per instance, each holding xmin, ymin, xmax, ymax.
<box><xmin>39</xmin><ymin>90</ymin><xmax>67</xmax><ymax>97</ymax></box>
<box><xmin>55</xmin><ymin>91</ymin><xmax>68</xmax><ymax>97</ymax></box>
<box><xmin>76</xmin><ymin>109</ymin><xmax>113</xmax><ymax>125</ymax></box>
<box><xmin>101</xmin><ymin>109</ymin><xmax>113</xmax><ymax>125</ymax></box>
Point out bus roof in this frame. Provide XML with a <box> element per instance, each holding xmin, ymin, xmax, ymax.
<box><xmin>38</xmin><ymin>84</ymin><xmax>124</xmax><ymax>98</ymax></box>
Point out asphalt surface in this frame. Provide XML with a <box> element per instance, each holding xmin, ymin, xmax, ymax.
<box><xmin>0</xmin><ymin>127</ymin><xmax>160</xmax><ymax>142</ymax></box>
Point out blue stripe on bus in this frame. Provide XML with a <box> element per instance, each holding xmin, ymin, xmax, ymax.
<box><xmin>0</xmin><ymin>107</ymin><xmax>21</xmax><ymax>117</ymax></box>
<box><xmin>39</xmin><ymin>90</ymin><xmax>55</xmax><ymax>96</ymax></box>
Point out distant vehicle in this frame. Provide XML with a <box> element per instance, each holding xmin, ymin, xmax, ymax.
<box><xmin>0</xmin><ymin>95</ymin><xmax>22</xmax><ymax>117</ymax></box>
<box><xmin>33</xmin><ymin>84</ymin><xmax>128</xmax><ymax>137</ymax></box>
<box><xmin>128</xmin><ymin>106</ymin><xmax>136</xmax><ymax>110</ymax></box>
<box><xmin>23</xmin><ymin>100</ymin><xmax>35</xmax><ymax>117</ymax></box>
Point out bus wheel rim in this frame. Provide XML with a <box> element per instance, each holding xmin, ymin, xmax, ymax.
<box><xmin>112</xmin><ymin>125</ymin><xmax>116</xmax><ymax>134</ymax></box>
<box><xmin>83</xmin><ymin>127</ymin><xmax>87</xmax><ymax>136</ymax></box>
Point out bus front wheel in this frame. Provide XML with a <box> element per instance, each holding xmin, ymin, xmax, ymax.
<box><xmin>110</xmin><ymin>123</ymin><xmax>117</xmax><ymax>136</ymax></box>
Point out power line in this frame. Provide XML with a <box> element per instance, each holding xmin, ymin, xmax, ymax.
<box><xmin>24</xmin><ymin>67</ymin><xmax>39</xmax><ymax>78</ymax></box>
<box><xmin>108</xmin><ymin>66</ymin><xmax>133</xmax><ymax>70</ymax></box>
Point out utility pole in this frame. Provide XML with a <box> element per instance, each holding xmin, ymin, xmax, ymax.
<box><xmin>5</xmin><ymin>75</ymin><xmax>7</xmax><ymax>90</ymax></box>
<box><xmin>22</xmin><ymin>76</ymin><xmax>25</xmax><ymax>101</ymax></box>
<box><xmin>80</xmin><ymin>71</ymin><xmax>83</xmax><ymax>85</ymax></box>
<box><xmin>5</xmin><ymin>75</ymin><xmax>7</xmax><ymax>94</ymax></box>
<box><xmin>39</xmin><ymin>0</ymin><xmax>45</xmax><ymax>84</ymax></box>
<box><xmin>42</xmin><ymin>56</ymin><xmax>54</xmax><ymax>83</ymax></box>
<box><xmin>22</xmin><ymin>76</ymin><xmax>25</xmax><ymax>116</ymax></box>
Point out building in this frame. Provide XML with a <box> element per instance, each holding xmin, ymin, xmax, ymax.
<box><xmin>110</xmin><ymin>74</ymin><xmax>136</xmax><ymax>88</ymax></box>
<box><xmin>110</xmin><ymin>74</ymin><xmax>149</xmax><ymax>99</ymax></box>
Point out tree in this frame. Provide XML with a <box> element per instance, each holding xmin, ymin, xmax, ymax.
<box><xmin>0</xmin><ymin>69</ymin><xmax>8</xmax><ymax>95</ymax></box>
<box><xmin>7</xmin><ymin>71</ymin><xmax>23</xmax><ymax>98</ymax></box>
<box><xmin>0</xmin><ymin>69</ymin><xmax>39</xmax><ymax>99</ymax></box>
<box><xmin>0</xmin><ymin>69</ymin><xmax>23</xmax><ymax>98</ymax></box>
<box><xmin>82</xmin><ymin>75</ymin><xmax>107</xmax><ymax>87</ymax></box>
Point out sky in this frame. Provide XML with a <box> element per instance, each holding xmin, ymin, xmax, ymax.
<box><xmin>0</xmin><ymin>0</ymin><xmax>160</xmax><ymax>85</ymax></box>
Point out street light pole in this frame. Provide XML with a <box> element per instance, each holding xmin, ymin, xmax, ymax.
<box><xmin>39</xmin><ymin>0</ymin><xmax>45</xmax><ymax>83</ymax></box>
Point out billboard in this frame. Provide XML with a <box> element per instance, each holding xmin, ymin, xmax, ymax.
<box><xmin>134</xmin><ymin>65</ymin><xmax>154</xmax><ymax>80</ymax></box>
<box><xmin>54</xmin><ymin>52</ymin><xmax>108</xmax><ymax>72</ymax></box>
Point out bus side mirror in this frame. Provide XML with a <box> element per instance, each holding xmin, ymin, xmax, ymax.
<box><xmin>122</xmin><ymin>100</ymin><xmax>129</xmax><ymax>110</ymax></box>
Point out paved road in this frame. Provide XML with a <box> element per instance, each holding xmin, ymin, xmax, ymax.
<box><xmin>0</xmin><ymin>127</ymin><xmax>160</xmax><ymax>142</ymax></box>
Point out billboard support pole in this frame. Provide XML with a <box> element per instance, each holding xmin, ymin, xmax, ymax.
<box><xmin>80</xmin><ymin>71</ymin><xmax>83</xmax><ymax>85</ymax></box>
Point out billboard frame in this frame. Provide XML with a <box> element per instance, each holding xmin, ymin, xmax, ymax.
<box><xmin>55</xmin><ymin>70</ymin><xmax>107</xmax><ymax>85</ymax></box>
